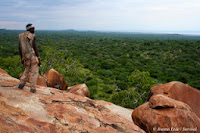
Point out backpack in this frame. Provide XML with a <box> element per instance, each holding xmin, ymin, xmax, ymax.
<box><xmin>19</xmin><ymin>32</ymin><xmax>35</xmax><ymax>60</ymax></box>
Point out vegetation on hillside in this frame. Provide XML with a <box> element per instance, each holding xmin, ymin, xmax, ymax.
<box><xmin>0</xmin><ymin>29</ymin><xmax>200</xmax><ymax>109</ymax></box>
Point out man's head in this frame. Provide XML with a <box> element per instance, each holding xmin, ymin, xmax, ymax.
<box><xmin>26</xmin><ymin>23</ymin><xmax>35</xmax><ymax>33</ymax></box>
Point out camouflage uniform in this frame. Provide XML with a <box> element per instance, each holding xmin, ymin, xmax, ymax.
<box><xmin>19</xmin><ymin>31</ymin><xmax>38</xmax><ymax>92</ymax></box>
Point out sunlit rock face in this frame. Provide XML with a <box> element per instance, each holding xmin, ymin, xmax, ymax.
<box><xmin>0</xmin><ymin>68</ymin><xmax>144</xmax><ymax>133</ymax></box>
<box><xmin>67</xmin><ymin>83</ymin><xmax>90</xmax><ymax>97</ymax></box>
<box><xmin>149</xmin><ymin>81</ymin><xmax>200</xmax><ymax>118</ymax></box>
<box><xmin>132</xmin><ymin>82</ymin><xmax>200</xmax><ymax>133</ymax></box>
<box><xmin>42</xmin><ymin>68</ymin><xmax>68</xmax><ymax>90</ymax></box>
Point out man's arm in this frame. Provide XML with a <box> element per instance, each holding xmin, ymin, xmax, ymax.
<box><xmin>19</xmin><ymin>40</ymin><xmax>22</xmax><ymax>59</ymax></box>
<box><xmin>19</xmin><ymin>40</ymin><xmax>24</xmax><ymax>65</ymax></box>
<box><xmin>33</xmin><ymin>36</ymin><xmax>41</xmax><ymax>66</ymax></box>
<box><xmin>33</xmin><ymin>36</ymin><xmax>39</xmax><ymax>57</ymax></box>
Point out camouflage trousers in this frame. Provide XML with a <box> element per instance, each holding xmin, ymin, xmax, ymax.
<box><xmin>20</xmin><ymin>56</ymin><xmax>39</xmax><ymax>90</ymax></box>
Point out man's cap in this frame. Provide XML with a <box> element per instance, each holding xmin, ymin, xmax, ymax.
<box><xmin>26</xmin><ymin>24</ymin><xmax>35</xmax><ymax>31</ymax></box>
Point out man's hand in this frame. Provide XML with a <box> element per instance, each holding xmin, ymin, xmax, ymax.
<box><xmin>21</xmin><ymin>60</ymin><xmax>24</xmax><ymax>65</ymax></box>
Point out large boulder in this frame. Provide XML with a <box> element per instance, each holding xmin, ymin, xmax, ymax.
<box><xmin>0</xmin><ymin>68</ymin><xmax>144</xmax><ymax>133</ymax></box>
<box><xmin>132</xmin><ymin>94</ymin><xmax>200</xmax><ymax>133</ymax></box>
<box><xmin>148</xmin><ymin>81</ymin><xmax>200</xmax><ymax>118</ymax></box>
<box><xmin>67</xmin><ymin>83</ymin><xmax>90</xmax><ymax>97</ymax></box>
<box><xmin>42</xmin><ymin>69</ymin><xmax>67</xmax><ymax>90</ymax></box>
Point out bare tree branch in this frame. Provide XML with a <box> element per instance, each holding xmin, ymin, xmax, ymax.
<box><xmin>133</xmin><ymin>92</ymin><xmax>147</xmax><ymax>105</ymax></box>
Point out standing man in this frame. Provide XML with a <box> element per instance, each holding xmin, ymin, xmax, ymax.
<box><xmin>18</xmin><ymin>24</ymin><xmax>41</xmax><ymax>93</ymax></box>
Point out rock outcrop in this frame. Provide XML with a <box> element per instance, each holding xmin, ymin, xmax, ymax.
<box><xmin>67</xmin><ymin>83</ymin><xmax>90</xmax><ymax>97</ymax></box>
<box><xmin>132</xmin><ymin>81</ymin><xmax>200</xmax><ymax>133</ymax></box>
<box><xmin>42</xmin><ymin>69</ymin><xmax>68</xmax><ymax>90</ymax></box>
<box><xmin>148</xmin><ymin>81</ymin><xmax>200</xmax><ymax>118</ymax></box>
<box><xmin>0</xmin><ymin>68</ymin><xmax>144</xmax><ymax>133</ymax></box>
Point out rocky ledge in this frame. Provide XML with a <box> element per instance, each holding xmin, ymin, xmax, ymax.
<box><xmin>1</xmin><ymin>67</ymin><xmax>200</xmax><ymax>133</ymax></box>
<box><xmin>0</xmin><ymin>68</ymin><xmax>144</xmax><ymax>133</ymax></box>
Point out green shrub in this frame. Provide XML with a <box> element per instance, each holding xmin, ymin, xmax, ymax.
<box><xmin>110</xmin><ymin>69</ymin><xmax>157</xmax><ymax>109</ymax></box>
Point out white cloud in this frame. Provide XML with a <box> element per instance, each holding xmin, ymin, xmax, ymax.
<box><xmin>0</xmin><ymin>0</ymin><xmax>200</xmax><ymax>31</ymax></box>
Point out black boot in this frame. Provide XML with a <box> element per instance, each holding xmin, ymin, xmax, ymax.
<box><xmin>18</xmin><ymin>84</ymin><xmax>24</xmax><ymax>89</ymax></box>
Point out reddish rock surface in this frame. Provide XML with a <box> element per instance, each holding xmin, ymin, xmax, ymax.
<box><xmin>132</xmin><ymin>94</ymin><xmax>200</xmax><ymax>133</ymax></box>
<box><xmin>37</xmin><ymin>74</ymin><xmax>47</xmax><ymax>87</ymax></box>
<box><xmin>0</xmin><ymin>68</ymin><xmax>144</xmax><ymax>133</ymax></box>
<box><xmin>0</xmin><ymin>68</ymin><xmax>11</xmax><ymax>77</ymax></box>
<box><xmin>149</xmin><ymin>81</ymin><xmax>200</xmax><ymax>118</ymax></box>
<box><xmin>0</xmin><ymin>69</ymin><xmax>19</xmax><ymax>87</ymax></box>
<box><xmin>132</xmin><ymin>82</ymin><xmax>200</xmax><ymax>133</ymax></box>
<box><xmin>42</xmin><ymin>69</ymin><xmax>67</xmax><ymax>90</ymax></box>
<box><xmin>67</xmin><ymin>83</ymin><xmax>90</xmax><ymax>97</ymax></box>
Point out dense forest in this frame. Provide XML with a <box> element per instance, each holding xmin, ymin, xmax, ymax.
<box><xmin>1</xmin><ymin>29</ymin><xmax>200</xmax><ymax>109</ymax></box>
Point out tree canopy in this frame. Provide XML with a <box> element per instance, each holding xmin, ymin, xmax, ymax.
<box><xmin>1</xmin><ymin>29</ymin><xmax>200</xmax><ymax>109</ymax></box>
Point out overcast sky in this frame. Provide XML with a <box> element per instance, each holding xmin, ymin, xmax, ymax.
<box><xmin>0</xmin><ymin>0</ymin><xmax>200</xmax><ymax>32</ymax></box>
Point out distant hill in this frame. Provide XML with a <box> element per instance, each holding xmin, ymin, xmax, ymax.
<box><xmin>0</xmin><ymin>28</ymin><xmax>7</xmax><ymax>30</ymax></box>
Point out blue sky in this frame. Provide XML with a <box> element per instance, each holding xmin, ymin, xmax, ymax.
<box><xmin>0</xmin><ymin>0</ymin><xmax>200</xmax><ymax>32</ymax></box>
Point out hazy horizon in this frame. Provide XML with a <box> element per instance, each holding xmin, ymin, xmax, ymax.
<box><xmin>1</xmin><ymin>28</ymin><xmax>200</xmax><ymax>36</ymax></box>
